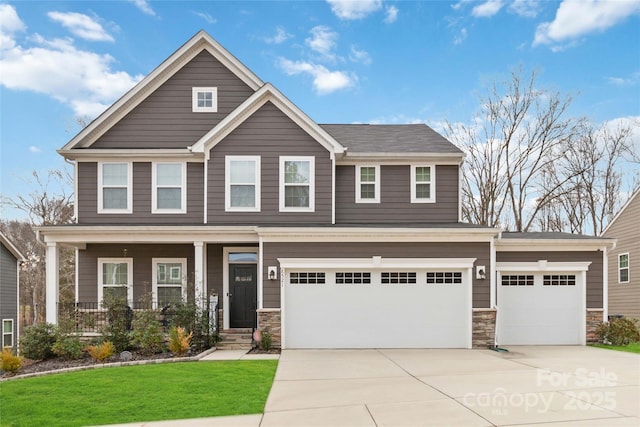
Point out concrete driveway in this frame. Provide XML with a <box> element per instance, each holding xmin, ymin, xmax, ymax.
<box><xmin>262</xmin><ymin>346</ymin><xmax>639</xmax><ymax>426</ymax></box>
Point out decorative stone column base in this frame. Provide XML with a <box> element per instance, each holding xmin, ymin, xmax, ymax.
<box><xmin>473</xmin><ymin>308</ymin><xmax>496</xmax><ymax>348</ymax></box>
<box><xmin>586</xmin><ymin>308</ymin><xmax>604</xmax><ymax>343</ymax></box>
<box><xmin>257</xmin><ymin>309</ymin><xmax>281</xmax><ymax>348</ymax></box>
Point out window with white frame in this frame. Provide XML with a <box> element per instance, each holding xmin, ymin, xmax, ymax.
<box><xmin>411</xmin><ymin>165</ymin><xmax>435</xmax><ymax>203</ymax></box>
<box><xmin>356</xmin><ymin>165</ymin><xmax>380</xmax><ymax>203</ymax></box>
<box><xmin>619</xmin><ymin>253</ymin><xmax>630</xmax><ymax>283</ymax></box>
<box><xmin>192</xmin><ymin>87</ymin><xmax>217</xmax><ymax>112</ymax></box>
<box><xmin>3</xmin><ymin>319</ymin><xmax>14</xmax><ymax>348</ymax></box>
<box><xmin>153</xmin><ymin>258</ymin><xmax>187</xmax><ymax>306</ymax></box>
<box><xmin>280</xmin><ymin>157</ymin><xmax>315</xmax><ymax>211</ymax></box>
<box><xmin>225</xmin><ymin>156</ymin><xmax>260</xmax><ymax>211</ymax></box>
<box><xmin>98</xmin><ymin>162</ymin><xmax>132</xmax><ymax>213</ymax></box>
<box><xmin>153</xmin><ymin>162</ymin><xmax>186</xmax><ymax>213</ymax></box>
<box><xmin>98</xmin><ymin>258</ymin><xmax>133</xmax><ymax>305</ymax></box>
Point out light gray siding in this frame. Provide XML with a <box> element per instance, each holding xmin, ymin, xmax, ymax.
<box><xmin>207</xmin><ymin>101</ymin><xmax>332</xmax><ymax>224</ymax></box>
<box><xmin>263</xmin><ymin>241</ymin><xmax>490</xmax><ymax>309</ymax></box>
<box><xmin>496</xmin><ymin>251</ymin><xmax>604</xmax><ymax>308</ymax></box>
<box><xmin>0</xmin><ymin>243</ymin><xmax>18</xmax><ymax>342</ymax></box>
<box><xmin>336</xmin><ymin>165</ymin><xmax>459</xmax><ymax>224</ymax></box>
<box><xmin>92</xmin><ymin>51</ymin><xmax>255</xmax><ymax>149</ymax></box>
<box><xmin>77</xmin><ymin>161</ymin><xmax>204</xmax><ymax>224</ymax></box>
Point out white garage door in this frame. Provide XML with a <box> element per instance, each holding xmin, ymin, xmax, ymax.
<box><xmin>282</xmin><ymin>261</ymin><xmax>473</xmax><ymax>349</ymax></box>
<box><xmin>497</xmin><ymin>272</ymin><xmax>584</xmax><ymax>345</ymax></box>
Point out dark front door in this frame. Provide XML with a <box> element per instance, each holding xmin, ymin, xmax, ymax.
<box><xmin>229</xmin><ymin>264</ymin><xmax>257</xmax><ymax>328</ymax></box>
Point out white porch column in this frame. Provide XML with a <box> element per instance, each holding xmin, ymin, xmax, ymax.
<box><xmin>45</xmin><ymin>242</ymin><xmax>59</xmax><ymax>324</ymax></box>
<box><xmin>194</xmin><ymin>241</ymin><xmax>204</xmax><ymax>306</ymax></box>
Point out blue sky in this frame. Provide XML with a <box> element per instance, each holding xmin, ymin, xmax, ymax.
<box><xmin>1</xmin><ymin>0</ymin><xmax>639</xmax><ymax>220</ymax></box>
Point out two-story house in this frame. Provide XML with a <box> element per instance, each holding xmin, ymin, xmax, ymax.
<box><xmin>38</xmin><ymin>31</ymin><xmax>614</xmax><ymax>349</ymax></box>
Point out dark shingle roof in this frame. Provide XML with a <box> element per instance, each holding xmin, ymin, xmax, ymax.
<box><xmin>319</xmin><ymin>124</ymin><xmax>463</xmax><ymax>154</ymax></box>
<box><xmin>501</xmin><ymin>232</ymin><xmax>603</xmax><ymax>240</ymax></box>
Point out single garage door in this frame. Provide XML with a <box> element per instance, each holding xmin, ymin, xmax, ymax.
<box><xmin>497</xmin><ymin>272</ymin><xmax>584</xmax><ymax>345</ymax></box>
<box><xmin>281</xmin><ymin>260</ymin><xmax>473</xmax><ymax>349</ymax></box>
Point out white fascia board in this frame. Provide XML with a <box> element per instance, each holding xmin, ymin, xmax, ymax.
<box><xmin>337</xmin><ymin>153</ymin><xmax>463</xmax><ymax>166</ymax></box>
<box><xmin>278</xmin><ymin>257</ymin><xmax>477</xmax><ymax>269</ymax></box>
<box><xmin>61</xmin><ymin>31</ymin><xmax>263</xmax><ymax>152</ymax></box>
<box><xmin>496</xmin><ymin>239</ymin><xmax>616</xmax><ymax>252</ymax></box>
<box><xmin>59</xmin><ymin>149</ymin><xmax>203</xmax><ymax>161</ymax></box>
<box><xmin>0</xmin><ymin>232</ymin><xmax>26</xmax><ymax>261</ymax></box>
<box><xmin>496</xmin><ymin>261</ymin><xmax>592</xmax><ymax>272</ymax></box>
<box><xmin>191</xmin><ymin>83</ymin><xmax>345</xmax><ymax>155</ymax></box>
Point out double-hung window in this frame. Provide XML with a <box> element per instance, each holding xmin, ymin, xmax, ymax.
<box><xmin>411</xmin><ymin>165</ymin><xmax>435</xmax><ymax>203</ymax></box>
<box><xmin>153</xmin><ymin>258</ymin><xmax>186</xmax><ymax>306</ymax></box>
<box><xmin>2</xmin><ymin>319</ymin><xmax>14</xmax><ymax>348</ymax></box>
<box><xmin>192</xmin><ymin>87</ymin><xmax>217</xmax><ymax>112</ymax></box>
<box><xmin>98</xmin><ymin>258</ymin><xmax>133</xmax><ymax>305</ymax></box>
<box><xmin>619</xmin><ymin>253</ymin><xmax>630</xmax><ymax>283</ymax></box>
<box><xmin>280</xmin><ymin>156</ymin><xmax>315</xmax><ymax>212</ymax></box>
<box><xmin>153</xmin><ymin>162</ymin><xmax>186</xmax><ymax>213</ymax></box>
<box><xmin>356</xmin><ymin>165</ymin><xmax>380</xmax><ymax>203</ymax></box>
<box><xmin>98</xmin><ymin>163</ymin><xmax>132</xmax><ymax>213</ymax></box>
<box><xmin>225</xmin><ymin>156</ymin><xmax>260</xmax><ymax>211</ymax></box>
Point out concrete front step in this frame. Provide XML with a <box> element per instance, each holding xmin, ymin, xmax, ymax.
<box><xmin>216</xmin><ymin>342</ymin><xmax>252</xmax><ymax>350</ymax></box>
<box><xmin>217</xmin><ymin>328</ymin><xmax>253</xmax><ymax>350</ymax></box>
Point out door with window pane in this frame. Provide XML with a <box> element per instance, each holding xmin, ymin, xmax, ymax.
<box><xmin>229</xmin><ymin>264</ymin><xmax>257</xmax><ymax>328</ymax></box>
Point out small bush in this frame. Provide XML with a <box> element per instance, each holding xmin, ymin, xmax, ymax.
<box><xmin>20</xmin><ymin>323</ymin><xmax>57</xmax><ymax>360</ymax></box>
<box><xmin>168</xmin><ymin>326</ymin><xmax>192</xmax><ymax>356</ymax></box>
<box><xmin>87</xmin><ymin>341</ymin><xmax>115</xmax><ymax>362</ymax></box>
<box><xmin>131</xmin><ymin>310</ymin><xmax>165</xmax><ymax>355</ymax></box>
<box><xmin>260</xmin><ymin>331</ymin><xmax>273</xmax><ymax>351</ymax></box>
<box><xmin>1</xmin><ymin>348</ymin><xmax>23</xmax><ymax>373</ymax></box>
<box><xmin>52</xmin><ymin>334</ymin><xmax>84</xmax><ymax>360</ymax></box>
<box><xmin>597</xmin><ymin>317</ymin><xmax>640</xmax><ymax>346</ymax></box>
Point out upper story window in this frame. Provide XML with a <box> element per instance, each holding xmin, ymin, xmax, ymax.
<box><xmin>280</xmin><ymin>156</ymin><xmax>315</xmax><ymax>212</ymax></box>
<box><xmin>225</xmin><ymin>156</ymin><xmax>261</xmax><ymax>212</ymax></box>
<box><xmin>356</xmin><ymin>165</ymin><xmax>380</xmax><ymax>203</ymax></box>
<box><xmin>192</xmin><ymin>87</ymin><xmax>217</xmax><ymax>112</ymax></box>
<box><xmin>152</xmin><ymin>162</ymin><xmax>186</xmax><ymax>214</ymax></box>
<box><xmin>411</xmin><ymin>165</ymin><xmax>435</xmax><ymax>203</ymax></box>
<box><xmin>619</xmin><ymin>253</ymin><xmax>630</xmax><ymax>283</ymax></box>
<box><xmin>98</xmin><ymin>162</ymin><xmax>132</xmax><ymax>214</ymax></box>
<box><xmin>98</xmin><ymin>258</ymin><xmax>133</xmax><ymax>305</ymax></box>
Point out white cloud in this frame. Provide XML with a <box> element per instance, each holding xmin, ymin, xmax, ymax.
<box><xmin>0</xmin><ymin>4</ymin><xmax>26</xmax><ymax>33</ymax></box>
<box><xmin>508</xmin><ymin>0</ymin><xmax>540</xmax><ymax>18</ymax></box>
<box><xmin>1</xmin><ymin>8</ymin><xmax>143</xmax><ymax>118</ymax></box>
<box><xmin>194</xmin><ymin>12</ymin><xmax>216</xmax><ymax>24</ymax></box>
<box><xmin>349</xmin><ymin>45</ymin><xmax>371</xmax><ymax>65</ymax></box>
<box><xmin>454</xmin><ymin>28</ymin><xmax>468</xmax><ymax>45</ymax></box>
<box><xmin>472</xmin><ymin>0</ymin><xmax>504</xmax><ymax>17</ymax></box>
<box><xmin>28</xmin><ymin>146</ymin><xmax>41</xmax><ymax>153</ymax></box>
<box><xmin>534</xmin><ymin>0</ymin><xmax>640</xmax><ymax>47</ymax></box>
<box><xmin>606</xmin><ymin>71</ymin><xmax>640</xmax><ymax>86</ymax></box>
<box><xmin>264</xmin><ymin>26</ymin><xmax>292</xmax><ymax>44</ymax></box>
<box><xmin>326</xmin><ymin>0</ymin><xmax>383</xmax><ymax>20</ymax></box>
<box><xmin>48</xmin><ymin>11</ymin><xmax>114</xmax><ymax>42</ymax></box>
<box><xmin>278</xmin><ymin>58</ymin><xmax>355</xmax><ymax>94</ymax></box>
<box><xmin>384</xmin><ymin>5</ymin><xmax>399</xmax><ymax>23</ymax></box>
<box><xmin>129</xmin><ymin>0</ymin><xmax>156</xmax><ymax>16</ymax></box>
<box><xmin>306</xmin><ymin>25</ymin><xmax>339</xmax><ymax>61</ymax></box>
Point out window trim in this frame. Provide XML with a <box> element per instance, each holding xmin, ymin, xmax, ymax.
<box><xmin>410</xmin><ymin>164</ymin><xmax>436</xmax><ymax>203</ymax></box>
<box><xmin>355</xmin><ymin>165</ymin><xmax>380</xmax><ymax>203</ymax></box>
<box><xmin>192</xmin><ymin>87</ymin><xmax>218</xmax><ymax>112</ymax></box>
<box><xmin>279</xmin><ymin>156</ymin><xmax>315</xmax><ymax>212</ymax></box>
<box><xmin>152</xmin><ymin>258</ymin><xmax>187</xmax><ymax>306</ymax></box>
<box><xmin>225</xmin><ymin>156</ymin><xmax>261</xmax><ymax>212</ymax></box>
<box><xmin>619</xmin><ymin>253</ymin><xmax>630</xmax><ymax>284</ymax></box>
<box><xmin>98</xmin><ymin>162</ymin><xmax>133</xmax><ymax>214</ymax></box>
<box><xmin>98</xmin><ymin>258</ymin><xmax>134</xmax><ymax>305</ymax></box>
<box><xmin>2</xmin><ymin>319</ymin><xmax>14</xmax><ymax>348</ymax></box>
<box><xmin>152</xmin><ymin>162</ymin><xmax>187</xmax><ymax>214</ymax></box>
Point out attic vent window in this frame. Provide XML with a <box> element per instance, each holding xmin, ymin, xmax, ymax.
<box><xmin>192</xmin><ymin>87</ymin><xmax>217</xmax><ymax>112</ymax></box>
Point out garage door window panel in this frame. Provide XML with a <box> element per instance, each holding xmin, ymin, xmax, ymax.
<box><xmin>543</xmin><ymin>275</ymin><xmax>576</xmax><ymax>286</ymax></box>
<box><xmin>382</xmin><ymin>272</ymin><xmax>417</xmax><ymax>284</ymax></box>
<box><xmin>336</xmin><ymin>272</ymin><xmax>371</xmax><ymax>284</ymax></box>
<box><xmin>501</xmin><ymin>275</ymin><xmax>534</xmax><ymax>286</ymax></box>
<box><xmin>290</xmin><ymin>272</ymin><xmax>325</xmax><ymax>284</ymax></box>
<box><xmin>427</xmin><ymin>272</ymin><xmax>462</xmax><ymax>284</ymax></box>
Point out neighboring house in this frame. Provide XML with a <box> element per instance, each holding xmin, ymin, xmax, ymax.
<box><xmin>38</xmin><ymin>31</ymin><xmax>614</xmax><ymax>349</ymax></box>
<box><xmin>0</xmin><ymin>232</ymin><xmax>26</xmax><ymax>351</ymax></box>
<box><xmin>602</xmin><ymin>188</ymin><xmax>640</xmax><ymax>319</ymax></box>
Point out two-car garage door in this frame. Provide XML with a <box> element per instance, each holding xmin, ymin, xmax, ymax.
<box><xmin>281</xmin><ymin>258</ymin><xmax>475</xmax><ymax>349</ymax></box>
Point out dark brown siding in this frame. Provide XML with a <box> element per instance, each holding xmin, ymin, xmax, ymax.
<box><xmin>336</xmin><ymin>165</ymin><xmax>459</xmax><ymax>224</ymax></box>
<box><xmin>92</xmin><ymin>51</ymin><xmax>255</xmax><ymax>149</ymax></box>
<box><xmin>0</xmin><ymin>243</ymin><xmax>18</xmax><ymax>327</ymax></box>
<box><xmin>77</xmin><ymin>161</ymin><xmax>204</xmax><ymax>224</ymax></box>
<box><xmin>206</xmin><ymin>244</ymin><xmax>223</xmax><ymax>306</ymax></box>
<box><xmin>263</xmin><ymin>242</ymin><xmax>490</xmax><ymax>309</ymax></box>
<box><xmin>78</xmin><ymin>244</ymin><xmax>195</xmax><ymax>303</ymax></box>
<box><xmin>207</xmin><ymin>102</ymin><xmax>332</xmax><ymax>224</ymax></box>
<box><xmin>496</xmin><ymin>251</ymin><xmax>604</xmax><ymax>308</ymax></box>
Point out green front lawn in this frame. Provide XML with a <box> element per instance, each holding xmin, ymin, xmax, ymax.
<box><xmin>592</xmin><ymin>343</ymin><xmax>640</xmax><ymax>354</ymax></box>
<box><xmin>1</xmin><ymin>360</ymin><xmax>278</xmax><ymax>427</ymax></box>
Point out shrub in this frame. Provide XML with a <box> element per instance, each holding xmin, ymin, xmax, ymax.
<box><xmin>168</xmin><ymin>326</ymin><xmax>192</xmax><ymax>356</ymax></box>
<box><xmin>167</xmin><ymin>301</ymin><xmax>217</xmax><ymax>353</ymax></box>
<box><xmin>130</xmin><ymin>310</ymin><xmax>164</xmax><ymax>355</ymax></box>
<box><xmin>87</xmin><ymin>341</ymin><xmax>115</xmax><ymax>362</ymax></box>
<box><xmin>52</xmin><ymin>334</ymin><xmax>84</xmax><ymax>360</ymax></box>
<box><xmin>260</xmin><ymin>331</ymin><xmax>273</xmax><ymax>351</ymax></box>
<box><xmin>101</xmin><ymin>295</ymin><xmax>133</xmax><ymax>352</ymax></box>
<box><xmin>597</xmin><ymin>317</ymin><xmax>640</xmax><ymax>346</ymax></box>
<box><xmin>1</xmin><ymin>348</ymin><xmax>23</xmax><ymax>373</ymax></box>
<box><xmin>20</xmin><ymin>323</ymin><xmax>57</xmax><ymax>360</ymax></box>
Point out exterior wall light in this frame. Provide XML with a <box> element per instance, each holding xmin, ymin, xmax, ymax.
<box><xmin>268</xmin><ymin>266</ymin><xmax>278</xmax><ymax>281</ymax></box>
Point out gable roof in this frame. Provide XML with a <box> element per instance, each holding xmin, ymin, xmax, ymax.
<box><xmin>601</xmin><ymin>187</ymin><xmax>640</xmax><ymax>236</ymax></box>
<box><xmin>61</xmin><ymin>30</ymin><xmax>263</xmax><ymax>151</ymax></box>
<box><xmin>0</xmin><ymin>232</ymin><xmax>26</xmax><ymax>261</ymax></box>
<box><xmin>320</xmin><ymin>124</ymin><xmax>463</xmax><ymax>156</ymax></box>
